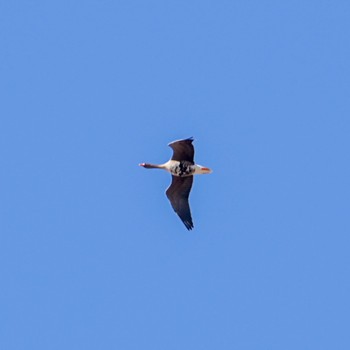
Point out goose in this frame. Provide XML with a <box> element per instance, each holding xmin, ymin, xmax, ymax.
<box><xmin>139</xmin><ymin>137</ymin><xmax>212</xmax><ymax>230</ymax></box>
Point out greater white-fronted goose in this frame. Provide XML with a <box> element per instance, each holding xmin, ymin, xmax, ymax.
<box><xmin>139</xmin><ymin>137</ymin><xmax>212</xmax><ymax>230</ymax></box>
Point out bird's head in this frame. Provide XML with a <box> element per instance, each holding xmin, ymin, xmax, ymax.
<box><xmin>139</xmin><ymin>163</ymin><xmax>159</xmax><ymax>169</ymax></box>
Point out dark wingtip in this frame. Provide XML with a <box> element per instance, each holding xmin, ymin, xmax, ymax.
<box><xmin>168</xmin><ymin>137</ymin><xmax>194</xmax><ymax>146</ymax></box>
<box><xmin>184</xmin><ymin>220</ymin><xmax>194</xmax><ymax>230</ymax></box>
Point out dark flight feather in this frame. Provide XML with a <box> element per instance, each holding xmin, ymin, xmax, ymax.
<box><xmin>168</xmin><ymin>137</ymin><xmax>195</xmax><ymax>163</ymax></box>
<box><xmin>166</xmin><ymin>175</ymin><xmax>194</xmax><ymax>230</ymax></box>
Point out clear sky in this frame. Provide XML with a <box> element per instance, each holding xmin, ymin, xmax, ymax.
<box><xmin>1</xmin><ymin>1</ymin><xmax>350</xmax><ymax>349</ymax></box>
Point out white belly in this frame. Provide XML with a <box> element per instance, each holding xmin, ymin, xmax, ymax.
<box><xmin>163</xmin><ymin>160</ymin><xmax>195</xmax><ymax>177</ymax></box>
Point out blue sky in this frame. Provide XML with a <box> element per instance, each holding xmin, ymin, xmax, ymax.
<box><xmin>1</xmin><ymin>1</ymin><xmax>350</xmax><ymax>349</ymax></box>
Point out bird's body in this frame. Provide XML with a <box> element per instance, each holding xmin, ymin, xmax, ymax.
<box><xmin>141</xmin><ymin>160</ymin><xmax>210</xmax><ymax>177</ymax></box>
<box><xmin>139</xmin><ymin>137</ymin><xmax>212</xmax><ymax>230</ymax></box>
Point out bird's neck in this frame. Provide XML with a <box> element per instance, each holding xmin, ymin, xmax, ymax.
<box><xmin>142</xmin><ymin>163</ymin><xmax>164</xmax><ymax>169</ymax></box>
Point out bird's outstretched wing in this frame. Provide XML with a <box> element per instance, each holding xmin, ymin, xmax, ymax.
<box><xmin>166</xmin><ymin>175</ymin><xmax>194</xmax><ymax>230</ymax></box>
<box><xmin>168</xmin><ymin>137</ymin><xmax>195</xmax><ymax>163</ymax></box>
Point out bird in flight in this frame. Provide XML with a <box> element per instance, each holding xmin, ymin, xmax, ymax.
<box><xmin>139</xmin><ymin>137</ymin><xmax>212</xmax><ymax>230</ymax></box>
